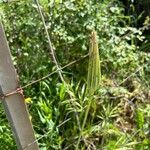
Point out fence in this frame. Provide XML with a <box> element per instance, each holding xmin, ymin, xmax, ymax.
<box><xmin>0</xmin><ymin>0</ymin><xmax>149</xmax><ymax>150</ymax></box>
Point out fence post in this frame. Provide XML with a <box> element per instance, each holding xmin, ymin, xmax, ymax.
<box><xmin>0</xmin><ymin>23</ymin><xmax>39</xmax><ymax>150</ymax></box>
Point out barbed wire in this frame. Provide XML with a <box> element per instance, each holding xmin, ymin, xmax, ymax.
<box><xmin>1</xmin><ymin>55</ymin><xmax>149</xmax><ymax>101</ymax></box>
<box><xmin>0</xmin><ymin>58</ymin><xmax>148</xmax><ymax>149</ymax></box>
<box><xmin>0</xmin><ymin>49</ymin><xmax>149</xmax><ymax>149</ymax></box>
<box><xmin>20</xmin><ymin>61</ymin><xmax>150</xmax><ymax>149</ymax></box>
<box><xmin>0</xmin><ymin>53</ymin><xmax>89</xmax><ymax>100</ymax></box>
<box><xmin>0</xmin><ymin>1</ymin><xmax>149</xmax><ymax>150</ymax></box>
<box><xmin>119</xmin><ymin>62</ymin><xmax>150</xmax><ymax>86</ymax></box>
<box><xmin>35</xmin><ymin>0</ymin><xmax>64</xmax><ymax>82</ymax></box>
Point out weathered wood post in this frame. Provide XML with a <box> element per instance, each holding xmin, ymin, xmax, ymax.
<box><xmin>0</xmin><ymin>23</ymin><xmax>39</xmax><ymax>149</ymax></box>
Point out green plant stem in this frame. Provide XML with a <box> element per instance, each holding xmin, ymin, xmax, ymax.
<box><xmin>75</xmin><ymin>99</ymin><xmax>92</xmax><ymax>150</ymax></box>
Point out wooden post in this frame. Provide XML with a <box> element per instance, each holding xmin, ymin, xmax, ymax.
<box><xmin>0</xmin><ymin>23</ymin><xmax>39</xmax><ymax>150</ymax></box>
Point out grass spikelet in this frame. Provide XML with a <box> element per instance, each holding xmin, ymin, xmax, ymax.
<box><xmin>76</xmin><ymin>30</ymin><xmax>101</xmax><ymax>150</ymax></box>
<box><xmin>87</xmin><ymin>30</ymin><xmax>101</xmax><ymax>95</ymax></box>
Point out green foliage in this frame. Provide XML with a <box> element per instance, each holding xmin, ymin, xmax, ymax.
<box><xmin>135</xmin><ymin>108</ymin><xmax>144</xmax><ymax>129</ymax></box>
<box><xmin>0</xmin><ymin>0</ymin><xmax>149</xmax><ymax>149</ymax></box>
<box><xmin>0</xmin><ymin>105</ymin><xmax>17</xmax><ymax>149</ymax></box>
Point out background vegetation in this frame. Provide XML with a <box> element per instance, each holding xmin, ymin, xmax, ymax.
<box><xmin>0</xmin><ymin>0</ymin><xmax>150</xmax><ymax>149</ymax></box>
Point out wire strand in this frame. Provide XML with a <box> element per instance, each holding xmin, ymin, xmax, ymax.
<box><xmin>0</xmin><ymin>53</ymin><xmax>89</xmax><ymax>100</ymax></box>
<box><xmin>23</xmin><ymin>118</ymin><xmax>71</xmax><ymax>150</ymax></box>
<box><xmin>35</xmin><ymin>0</ymin><xmax>64</xmax><ymax>82</ymax></box>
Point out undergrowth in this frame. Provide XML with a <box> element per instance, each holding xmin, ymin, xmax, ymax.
<box><xmin>0</xmin><ymin>0</ymin><xmax>149</xmax><ymax>150</ymax></box>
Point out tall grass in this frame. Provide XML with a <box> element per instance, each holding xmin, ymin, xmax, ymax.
<box><xmin>87</xmin><ymin>30</ymin><xmax>101</xmax><ymax>95</ymax></box>
<box><xmin>76</xmin><ymin>30</ymin><xmax>101</xmax><ymax>150</ymax></box>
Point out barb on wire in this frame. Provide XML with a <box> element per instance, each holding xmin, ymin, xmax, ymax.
<box><xmin>35</xmin><ymin>0</ymin><xmax>64</xmax><ymax>82</ymax></box>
